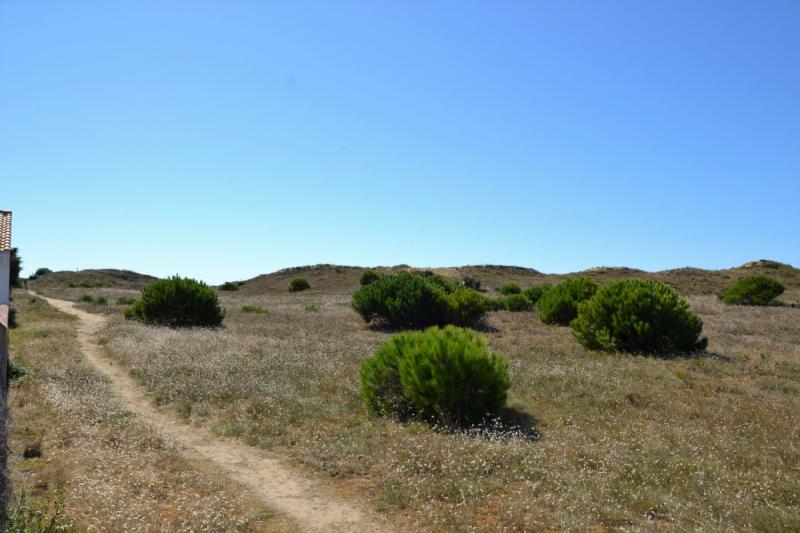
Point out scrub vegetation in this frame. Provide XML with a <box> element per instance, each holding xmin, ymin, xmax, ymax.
<box><xmin>22</xmin><ymin>261</ymin><xmax>800</xmax><ymax>531</ymax></box>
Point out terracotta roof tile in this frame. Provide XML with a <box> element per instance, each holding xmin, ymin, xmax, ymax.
<box><xmin>0</xmin><ymin>211</ymin><xmax>11</xmax><ymax>252</ymax></box>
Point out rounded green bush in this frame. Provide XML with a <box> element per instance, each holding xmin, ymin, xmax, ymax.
<box><xmin>134</xmin><ymin>276</ymin><xmax>225</xmax><ymax>327</ymax></box>
<box><xmin>351</xmin><ymin>272</ymin><xmax>484</xmax><ymax>328</ymax></box>
<box><xmin>483</xmin><ymin>297</ymin><xmax>505</xmax><ymax>311</ymax></box>
<box><xmin>722</xmin><ymin>276</ymin><xmax>784</xmax><ymax>306</ymax></box>
<box><xmin>504</xmin><ymin>293</ymin><xmax>533</xmax><ymax>312</ymax></box>
<box><xmin>522</xmin><ymin>284</ymin><xmax>551</xmax><ymax>306</ymax></box>
<box><xmin>289</xmin><ymin>277</ymin><xmax>311</xmax><ymax>292</ymax></box>
<box><xmin>360</xmin><ymin>333</ymin><xmax>417</xmax><ymax>419</ymax></box>
<box><xmin>360</xmin><ymin>270</ymin><xmax>381</xmax><ymax>286</ymax></box>
<box><xmin>537</xmin><ymin>277</ymin><xmax>599</xmax><ymax>325</ymax></box>
<box><xmin>572</xmin><ymin>279</ymin><xmax>708</xmax><ymax>354</ymax></box>
<box><xmin>498</xmin><ymin>283</ymin><xmax>522</xmax><ymax>295</ymax></box>
<box><xmin>219</xmin><ymin>281</ymin><xmax>240</xmax><ymax>291</ymax></box>
<box><xmin>360</xmin><ymin>326</ymin><xmax>510</xmax><ymax>426</ymax></box>
<box><xmin>447</xmin><ymin>288</ymin><xmax>487</xmax><ymax>326</ymax></box>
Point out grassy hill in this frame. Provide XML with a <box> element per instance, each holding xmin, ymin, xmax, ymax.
<box><xmin>28</xmin><ymin>268</ymin><xmax>157</xmax><ymax>290</ymax></box>
<box><xmin>232</xmin><ymin>260</ymin><xmax>800</xmax><ymax>302</ymax></box>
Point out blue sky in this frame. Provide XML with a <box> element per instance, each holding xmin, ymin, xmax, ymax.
<box><xmin>1</xmin><ymin>1</ymin><xmax>798</xmax><ymax>284</ymax></box>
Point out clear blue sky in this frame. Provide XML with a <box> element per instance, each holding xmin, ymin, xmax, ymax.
<box><xmin>2</xmin><ymin>1</ymin><xmax>798</xmax><ymax>284</ymax></box>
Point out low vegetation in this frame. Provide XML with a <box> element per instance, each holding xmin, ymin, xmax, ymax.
<box><xmin>722</xmin><ymin>275</ymin><xmax>785</xmax><ymax>306</ymax></box>
<box><xmin>537</xmin><ymin>277</ymin><xmax>599</xmax><ymax>325</ymax></box>
<box><xmin>522</xmin><ymin>284</ymin><xmax>551</xmax><ymax>306</ymax></box>
<box><xmin>359</xmin><ymin>270</ymin><xmax>381</xmax><ymax>286</ymax></box>
<box><xmin>503</xmin><ymin>293</ymin><xmax>533</xmax><ymax>312</ymax></box>
<box><xmin>289</xmin><ymin>277</ymin><xmax>311</xmax><ymax>292</ymax></box>
<box><xmin>78</xmin><ymin>294</ymin><xmax>107</xmax><ymax>305</ymax></box>
<box><xmin>351</xmin><ymin>272</ymin><xmax>485</xmax><ymax>328</ymax></box>
<box><xmin>219</xmin><ymin>281</ymin><xmax>244</xmax><ymax>291</ymax></box>
<box><xmin>572</xmin><ymin>279</ymin><xmax>708</xmax><ymax>354</ymax></box>
<box><xmin>462</xmin><ymin>275</ymin><xmax>481</xmax><ymax>290</ymax></box>
<box><xmin>241</xmin><ymin>304</ymin><xmax>267</xmax><ymax>313</ymax></box>
<box><xmin>498</xmin><ymin>283</ymin><xmax>521</xmax><ymax>295</ymax></box>
<box><xmin>126</xmin><ymin>276</ymin><xmax>225</xmax><ymax>327</ymax></box>
<box><xmin>361</xmin><ymin>326</ymin><xmax>509</xmax><ymax>427</ymax></box>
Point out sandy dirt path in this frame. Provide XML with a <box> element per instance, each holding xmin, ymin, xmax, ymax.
<box><xmin>38</xmin><ymin>295</ymin><xmax>391</xmax><ymax>533</ymax></box>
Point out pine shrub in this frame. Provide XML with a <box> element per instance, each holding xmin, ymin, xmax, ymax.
<box><xmin>498</xmin><ymin>283</ymin><xmax>522</xmax><ymax>295</ymax></box>
<box><xmin>722</xmin><ymin>276</ymin><xmax>784</xmax><ymax>306</ymax></box>
<box><xmin>504</xmin><ymin>293</ymin><xmax>533</xmax><ymax>312</ymax></box>
<box><xmin>572</xmin><ymin>279</ymin><xmax>708</xmax><ymax>354</ymax></box>
<box><xmin>116</xmin><ymin>296</ymin><xmax>136</xmax><ymax>305</ymax></box>
<box><xmin>219</xmin><ymin>281</ymin><xmax>241</xmax><ymax>291</ymax></box>
<box><xmin>538</xmin><ymin>277</ymin><xmax>598</xmax><ymax>325</ymax></box>
<box><xmin>133</xmin><ymin>276</ymin><xmax>225</xmax><ymax>327</ymax></box>
<box><xmin>360</xmin><ymin>270</ymin><xmax>381</xmax><ymax>286</ymax></box>
<box><xmin>523</xmin><ymin>284</ymin><xmax>551</xmax><ymax>306</ymax></box>
<box><xmin>360</xmin><ymin>326</ymin><xmax>510</xmax><ymax>426</ymax></box>
<box><xmin>351</xmin><ymin>272</ymin><xmax>484</xmax><ymax>328</ymax></box>
<box><xmin>289</xmin><ymin>277</ymin><xmax>311</xmax><ymax>292</ymax></box>
<box><xmin>447</xmin><ymin>288</ymin><xmax>487</xmax><ymax>326</ymax></box>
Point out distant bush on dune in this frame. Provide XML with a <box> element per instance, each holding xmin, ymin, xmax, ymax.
<box><xmin>126</xmin><ymin>276</ymin><xmax>225</xmax><ymax>328</ymax></box>
<box><xmin>504</xmin><ymin>293</ymin><xmax>533</xmax><ymax>312</ymax></box>
<box><xmin>219</xmin><ymin>281</ymin><xmax>242</xmax><ymax>291</ymax></box>
<box><xmin>351</xmin><ymin>272</ymin><xmax>485</xmax><ymax>328</ymax></box>
<box><xmin>522</xmin><ymin>284</ymin><xmax>551</xmax><ymax>306</ymax></box>
<box><xmin>722</xmin><ymin>275</ymin><xmax>784</xmax><ymax>306</ymax></box>
<box><xmin>289</xmin><ymin>277</ymin><xmax>311</xmax><ymax>292</ymax></box>
<box><xmin>498</xmin><ymin>283</ymin><xmax>521</xmax><ymax>295</ymax></box>
<box><xmin>572</xmin><ymin>279</ymin><xmax>708</xmax><ymax>355</ymax></box>
<box><xmin>537</xmin><ymin>278</ymin><xmax>598</xmax><ymax>325</ymax></box>
<box><xmin>462</xmin><ymin>276</ymin><xmax>481</xmax><ymax>291</ymax></box>
<box><xmin>359</xmin><ymin>270</ymin><xmax>381</xmax><ymax>286</ymax></box>
<box><xmin>360</xmin><ymin>326</ymin><xmax>509</xmax><ymax>426</ymax></box>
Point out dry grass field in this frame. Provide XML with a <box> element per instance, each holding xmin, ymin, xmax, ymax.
<box><xmin>7</xmin><ymin>294</ymin><xmax>295</xmax><ymax>531</ymax></box>
<box><xmin>24</xmin><ymin>262</ymin><xmax>800</xmax><ymax>531</ymax></box>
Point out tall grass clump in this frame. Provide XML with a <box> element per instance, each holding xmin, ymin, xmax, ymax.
<box><xmin>289</xmin><ymin>277</ymin><xmax>311</xmax><ymax>292</ymax></box>
<box><xmin>572</xmin><ymin>279</ymin><xmax>708</xmax><ymax>354</ymax></box>
<box><xmin>537</xmin><ymin>277</ymin><xmax>598</xmax><ymax>325</ymax></box>
<box><xmin>722</xmin><ymin>275</ymin><xmax>784</xmax><ymax>306</ymax></box>
<box><xmin>127</xmin><ymin>276</ymin><xmax>224</xmax><ymax>327</ymax></box>
<box><xmin>360</xmin><ymin>326</ymin><xmax>510</xmax><ymax>426</ymax></box>
<box><xmin>351</xmin><ymin>272</ymin><xmax>485</xmax><ymax>328</ymax></box>
<box><xmin>360</xmin><ymin>270</ymin><xmax>381</xmax><ymax>286</ymax></box>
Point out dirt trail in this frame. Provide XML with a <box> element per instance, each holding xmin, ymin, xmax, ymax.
<box><xmin>38</xmin><ymin>295</ymin><xmax>390</xmax><ymax>533</ymax></box>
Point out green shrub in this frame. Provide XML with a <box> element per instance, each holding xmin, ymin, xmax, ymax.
<box><xmin>572</xmin><ymin>279</ymin><xmax>708</xmax><ymax>354</ymax></box>
<box><xmin>523</xmin><ymin>284</ymin><xmax>551</xmax><ymax>306</ymax></box>
<box><xmin>93</xmin><ymin>296</ymin><xmax>108</xmax><ymax>305</ymax></box>
<box><xmin>360</xmin><ymin>333</ymin><xmax>417</xmax><ymax>419</ymax></box>
<box><xmin>116</xmin><ymin>296</ymin><xmax>136</xmax><ymax>305</ymax></box>
<box><xmin>305</xmin><ymin>304</ymin><xmax>320</xmax><ymax>312</ymax></box>
<box><xmin>31</xmin><ymin>267</ymin><xmax>52</xmax><ymax>280</ymax></box>
<box><xmin>722</xmin><ymin>276</ymin><xmax>784</xmax><ymax>306</ymax></box>
<box><xmin>537</xmin><ymin>277</ymin><xmax>599</xmax><ymax>325</ymax></box>
<box><xmin>498</xmin><ymin>283</ymin><xmax>522</xmax><ymax>295</ymax></box>
<box><xmin>219</xmin><ymin>281</ymin><xmax>241</xmax><ymax>291</ymax></box>
<box><xmin>241</xmin><ymin>304</ymin><xmax>267</xmax><ymax>313</ymax></box>
<box><xmin>351</xmin><ymin>272</ymin><xmax>484</xmax><ymax>328</ymax></box>
<box><xmin>504</xmin><ymin>293</ymin><xmax>533</xmax><ymax>312</ymax></box>
<box><xmin>360</xmin><ymin>326</ymin><xmax>509</xmax><ymax>426</ymax></box>
<box><xmin>8</xmin><ymin>489</ymin><xmax>72</xmax><ymax>532</ymax></box>
<box><xmin>483</xmin><ymin>297</ymin><xmax>505</xmax><ymax>311</ymax></box>
<box><xmin>447</xmin><ymin>288</ymin><xmax>487</xmax><ymax>326</ymax></box>
<box><xmin>133</xmin><ymin>276</ymin><xmax>224</xmax><ymax>327</ymax></box>
<box><xmin>78</xmin><ymin>294</ymin><xmax>93</xmax><ymax>303</ymax></box>
<box><xmin>462</xmin><ymin>276</ymin><xmax>481</xmax><ymax>290</ymax></box>
<box><xmin>124</xmin><ymin>300</ymin><xmax>144</xmax><ymax>321</ymax></box>
<box><xmin>360</xmin><ymin>270</ymin><xmax>381</xmax><ymax>286</ymax></box>
<box><xmin>289</xmin><ymin>277</ymin><xmax>311</xmax><ymax>292</ymax></box>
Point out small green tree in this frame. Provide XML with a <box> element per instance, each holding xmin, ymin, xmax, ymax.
<box><xmin>10</xmin><ymin>247</ymin><xmax>22</xmax><ymax>288</ymax></box>
<box><xmin>133</xmin><ymin>276</ymin><xmax>224</xmax><ymax>327</ymax></box>
<box><xmin>289</xmin><ymin>278</ymin><xmax>311</xmax><ymax>292</ymax></box>
<box><xmin>498</xmin><ymin>283</ymin><xmax>521</xmax><ymax>295</ymax></box>
<box><xmin>722</xmin><ymin>276</ymin><xmax>784</xmax><ymax>306</ymax></box>
<box><xmin>572</xmin><ymin>279</ymin><xmax>708</xmax><ymax>354</ymax></box>
<box><xmin>537</xmin><ymin>277</ymin><xmax>598</xmax><ymax>325</ymax></box>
